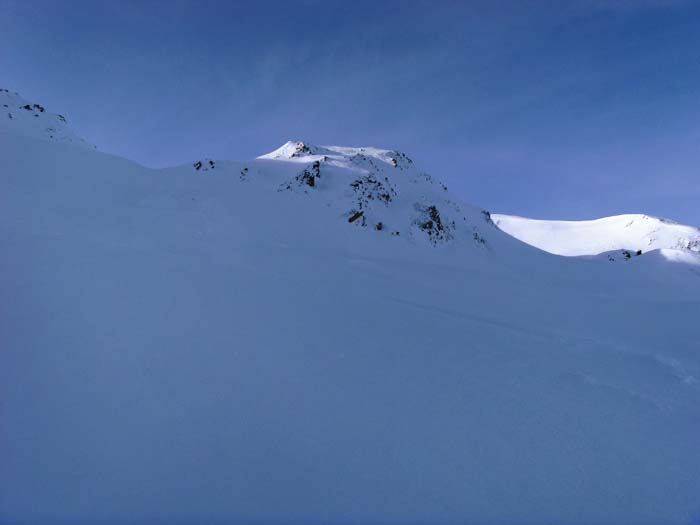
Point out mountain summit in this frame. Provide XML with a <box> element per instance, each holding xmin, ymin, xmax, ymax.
<box><xmin>251</xmin><ymin>140</ymin><xmax>492</xmax><ymax>246</ymax></box>
<box><xmin>258</xmin><ymin>140</ymin><xmax>416</xmax><ymax>170</ymax></box>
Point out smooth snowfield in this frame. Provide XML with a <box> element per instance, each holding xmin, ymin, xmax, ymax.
<box><xmin>493</xmin><ymin>212</ymin><xmax>700</xmax><ymax>256</ymax></box>
<box><xmin>1</xmin><ymin>129</ymin><xmax>700</xmax><ymax>525</ymax></box>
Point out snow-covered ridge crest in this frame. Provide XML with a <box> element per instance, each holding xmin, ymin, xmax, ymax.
<box><xmin>244</xmin><ymin>140</ymin><xmax>492</xmax><ymax>246</ymax></box>
<box><xmin>0</xmin><ymin>88</ymin><xmax>95</xmax><ymax>149</ymax></box>
<box><xmin>257</xmin><ymin>140</ymin><xmax>415</xmax><ymax>170</ymax></box>
<box><xmin>493</xmin><ymin>213</ymin><xmax>700</xmax><ymax>257</ymax></box>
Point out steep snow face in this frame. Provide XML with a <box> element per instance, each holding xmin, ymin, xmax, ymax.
<box><xmin>0</xmin><ymin>88</ymin><xmax>94</xmax><ymax>149</ymax></box>
<box><xmin>2</xmin><ymin>122</ymin><xmax>700</xmax><ymax>524</ymax></box>
<box><xmin>493</xmin><ymin>213</ymin><xmax>700</xmax><ymax>257</ymax></box>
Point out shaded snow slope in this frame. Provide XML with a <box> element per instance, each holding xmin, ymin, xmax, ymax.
<box><xmin>0</xmin><ymin>88</ymin><xmax>95</xmax><ymax>149</ymax></box>
<box><xmin>493</xmin><ymin>212</ymin><xmax>700</xmax><ymax>257</ymax></box>
<box><xmin>2</xmin><ymin>129</ymin><xmax>700</xmax><ymax>525</ymax></box>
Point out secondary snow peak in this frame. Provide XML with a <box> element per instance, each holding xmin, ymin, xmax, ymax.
<box><xmin>493</xmin><ymin>212</ymin><xmax>700</xmax><ymax>262</ymax></box>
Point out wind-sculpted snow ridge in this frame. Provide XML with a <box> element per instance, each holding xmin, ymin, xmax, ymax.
<box><xmin>493</xmin><ymin>212</ymin><xmax>700</xmax><ymax>261</ymax></box>
<box><xmin>0</xmin><ymin>88</ymin><xmax>95</xmax><ymax>149</ymax></box>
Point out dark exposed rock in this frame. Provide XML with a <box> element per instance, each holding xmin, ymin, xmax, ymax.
<box><xmin>290</xmin><ymin>142</ymin><xmax>314</xmax><ymax>157</ymax></box>
<box><xmin>350</xmin><ymin>174</ymin><xmax>396</xmax><ymax>210</ymax></box>
<box><xmin>386</xmin><ymin>150</ymin><xmax>414</xmax><ymax>170</ymax></box>
<box><xmin>348</xmin><ymin>210</ymin><xmax>364</xmax><ymax>223</ymax></box>
<box><xmin>414</xmin><ymin>204</ymin><xmax>453</xmax><ymax>244</ymax></box>
<box><xmin>193</xmin><ymin>159</ymin><xmax>215</xmax><ymax>172</ymax></box>
<box><xmin>279</xmin><ymin>161</ymin><xmax>321</xmax><ymax>192</ymax></box>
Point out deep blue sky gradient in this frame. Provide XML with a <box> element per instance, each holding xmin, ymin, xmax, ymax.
<box><xmin>2</xmin><ymin>0</ymin><xmax>699</xmax><ymax>223</ymax></box>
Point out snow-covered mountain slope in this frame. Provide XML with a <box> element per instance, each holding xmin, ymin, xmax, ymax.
<box><xmin>195</xmin><ymin>140</ymin><xmax>495</xmax><ymax>246</ymax></box>
<box><xmin>2</xmin><ymin>111</ymin><xmax>700</xmax><ymax>524</ymax></box>
<box><xmin>0</xmin><ymin>88</ymin><xmax>95</xmax><ymax>149</ymax></box>
<box><xmin>493</xmin><ymin>212</ymin><xmax>700</xmax><ymax>257</ymax></box>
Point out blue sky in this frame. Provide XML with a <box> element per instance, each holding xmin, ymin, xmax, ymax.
<box><xmin>2</xmin><ymin>0</ymin><xmax>699</xmax><ymax>224</ymax></box>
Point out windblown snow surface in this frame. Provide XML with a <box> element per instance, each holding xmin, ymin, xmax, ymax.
<box><xmin>493</xmin><ymin>213</ymin><xmax>700</xmax><ymax>259</ymax></box>
<box><xmin>1</xmin><ymin>99</ymin><xmax>700</xmax><ymax>525</ymax></box>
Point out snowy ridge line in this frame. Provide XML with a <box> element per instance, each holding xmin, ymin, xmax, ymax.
<box><xmin>0</xmin><ymin>88</ymin><xmax>95</xmax><ymax>149</ymax></box>
<box><xmin>191</xmin><ymin>140</ymin><xmax>495</xmax><ymax>248</ymax></box>
<box><xmin>2</xmin><ymin>85</ymin><xmax>698</xmax><ymax>268</ymax></box>
<box><xmin>493</xmin><ymin>212</ymin><xmax>700</xmax><ymax>261</ymax></box>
